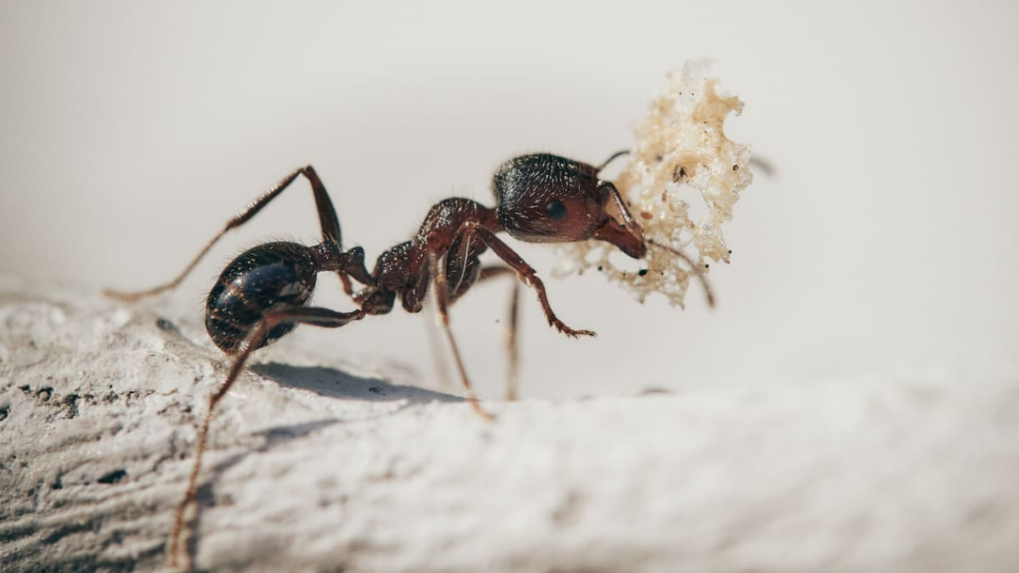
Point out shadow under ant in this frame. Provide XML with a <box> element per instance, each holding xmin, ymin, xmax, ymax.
<box><xmin>178</xmin><ymin>373</ymin><xmax>443</xmax><ymax>571</ymax></box>
<box><xmin>251</xmin><ymin>362</ymin><xmax>463</xmax><ymax>405</ymax></box>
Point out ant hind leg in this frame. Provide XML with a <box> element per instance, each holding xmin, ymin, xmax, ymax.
<box><xmin>168</xmin><ymin>305</ymin><xmax>364</xmax><ymax>570</ymax></box>
<box><xmin>106</xmin><ymin>166</ymin><xmax>355</xmax><ymax>302</ymax></box>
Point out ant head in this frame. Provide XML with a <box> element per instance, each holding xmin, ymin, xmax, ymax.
<box><xmin>492</xmin><ymin>153</ymin><xmax>646</xmax><ymax>259</ymax></box>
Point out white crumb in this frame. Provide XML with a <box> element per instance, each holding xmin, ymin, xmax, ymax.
<box><xmin>556</xmin><ymin>60</ymin><xmax>752</xmax><ymax>307</ymax></box>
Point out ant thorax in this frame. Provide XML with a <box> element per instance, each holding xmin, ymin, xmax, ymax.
<box><xmin>555</xmin><ymin>60</ymin><xmax>753</xmax><ymax>308</ymax></box>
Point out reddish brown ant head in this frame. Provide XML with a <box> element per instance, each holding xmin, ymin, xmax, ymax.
<box><xmin>492</xmin><ymin>153</ymin><xmax>646</xmax><ymax>259</ymax></box>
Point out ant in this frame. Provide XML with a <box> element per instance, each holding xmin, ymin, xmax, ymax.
<box><xmin>105</xmin><ymin>151</ymin><xmax>714</xmax><ymax>569</ymax></box>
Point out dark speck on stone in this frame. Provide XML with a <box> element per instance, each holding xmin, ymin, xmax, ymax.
<box><xmin>638</xmin><ymin>269</ymin><xmax>648</xmax><ymax>277</ymax></box>
<box><xmin>156</xmin><ymin>318</ymin><xmax>179</xmax><ymax>332</ymax></box>
<box><xmin>98</xmin><ymin>469</ymin><xmax>128</xmax><ymax>485</ymax></box>
<box><xmin>368</xmin><ymin>387</ymin><xmax>385</xmax><ymax>396</ymax></box>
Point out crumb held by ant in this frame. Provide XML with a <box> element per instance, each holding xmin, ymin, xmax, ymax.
<box><xmin>555</xmin><ymin>60</ymin><xmax>752</xmax><ymax>306</ymax></box>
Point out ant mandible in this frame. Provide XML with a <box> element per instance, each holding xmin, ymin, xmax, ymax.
<box><xmin>105</xmin><ymin>151</ymin><xmax>713</xmax><ymax>568</ymax></box>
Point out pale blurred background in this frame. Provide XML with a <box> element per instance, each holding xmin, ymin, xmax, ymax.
<box><xmin>1</xmin><ymin>1</ymin><xmax>1016</xmax><ymax>399</ymax></box>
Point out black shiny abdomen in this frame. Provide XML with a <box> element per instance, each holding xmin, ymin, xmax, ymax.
<box><xmin>205</xmin><ymin>242</ymin><xmax>317</xmax><ymax>353</ymax></box>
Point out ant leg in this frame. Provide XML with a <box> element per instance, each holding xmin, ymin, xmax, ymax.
<box><xmin>477</xmin><ymin>266</ymin><xmax>521</xmax><ymax>401</ymax></box>
<box><xmin>422</xmin><ymin>231</ymin><xmax>486</xmax><ymax>394</ymax></box>
<box><xmin>168</xmin><ymin>305</ymin><xmax>364</xmax><ymax>570</ymax></box>
<box><xmin>427</xmin><ymin>251</ymin><xmax>495</xmax><ymax>421</ymax></box>
<box><xmin>468</xmin><ymin>225</ymin><xmax>596</xmax><ymax>339</ymax></box>
<box><xmin>423</xmin><ymin>307</ymin><xmax>455</xmax><ymax>392</ymax></box>
<box><xmin>106</xmin><ymin>166</ymin><xmax>362</xmax><ymax>302</ymax></box>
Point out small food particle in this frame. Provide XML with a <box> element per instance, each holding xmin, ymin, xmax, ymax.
<box><xmin>555</xmin><ymin>60</ymin><xmax>753</xmax><ymax>307</ymax></box>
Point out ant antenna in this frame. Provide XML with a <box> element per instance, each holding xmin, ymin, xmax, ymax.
<box><xmin>645</xmin><ymin>238</ymin><xmax>716</xmax><ymax>308</ymax></box>
<box><xmin>749</xmin><ymin>156</ymin><xmax>776</xmax><ymax>177</ymax></box>
<box><xmin>596</xmin><ymin>149</ymin><xmax>631</xmax><ymax>173</ymax></box>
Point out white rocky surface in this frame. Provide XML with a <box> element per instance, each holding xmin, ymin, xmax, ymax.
<box><xmin>2</xmin><ymin>276</ymin><xmax>1019</xmax><ymax>572</ymax></box>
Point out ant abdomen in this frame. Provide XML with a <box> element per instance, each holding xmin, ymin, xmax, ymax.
<box><xmin>205</xmin><ymin>242</ymin><xmax>318</xmax><ymax>353</ymax></box>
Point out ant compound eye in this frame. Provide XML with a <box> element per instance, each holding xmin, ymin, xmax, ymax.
<box><xmin>546</xmin><ymin>200</ymin><xmax>567</xmax><ymax>220</ymax></box>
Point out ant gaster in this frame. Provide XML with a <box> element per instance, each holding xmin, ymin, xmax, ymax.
<box><xmin>106</xmin><ymin>151</ymin><xmax>713</xmax><ymax>569</ymax></box>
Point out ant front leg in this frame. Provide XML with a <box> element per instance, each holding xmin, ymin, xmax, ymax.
<box><xmin>106</xmin><ymin>165</ymin><xmax>369</xmax><ymax>302</ymax></box>
<box><xmin>466</xmin><ymin>224</ymin><xmax>596</xmax><ymax>339</ymax></box>
<box><xmin>168</xmin><ymin>305</ymin><xmax>364</xmax><ymax>570</ymax></box>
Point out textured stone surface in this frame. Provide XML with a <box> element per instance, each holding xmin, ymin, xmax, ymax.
<box><xmin>2</xmin><ymin>277</ymin><xmax>1019</xmax><ymax>572</ymax></box>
